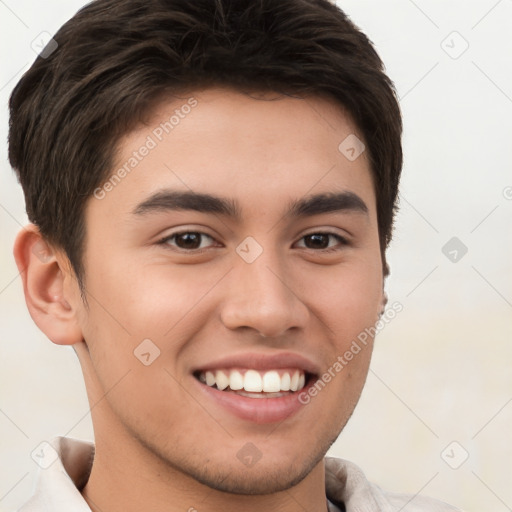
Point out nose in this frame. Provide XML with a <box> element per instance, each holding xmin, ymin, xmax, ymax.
<box><xmin>219</xmin><ymin>256</ymin><xmax>309</xmax><ymax>338</ymax></box>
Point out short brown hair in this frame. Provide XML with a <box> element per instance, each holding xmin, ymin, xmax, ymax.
<box><xmin>9</xmin><ymin>0</ymin><xmax>402</xmax><ymax>289</ymax></box>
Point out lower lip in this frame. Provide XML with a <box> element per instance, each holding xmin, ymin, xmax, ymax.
<box><xmin>194</xmin><ymin>377</ymin><xmax>309</xmax><ymax>424</ymax></box>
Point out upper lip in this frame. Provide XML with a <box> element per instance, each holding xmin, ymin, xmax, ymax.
<box><xmin>193</xmin><ymin>351</ymin><xmax>320</xmax><ymax>376</ymax></box>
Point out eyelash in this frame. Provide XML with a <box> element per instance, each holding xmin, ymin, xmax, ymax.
<box><xmin>156</xmin><ymin>230</ymin><xmax>349</xmax><ymax>253</ymax></box>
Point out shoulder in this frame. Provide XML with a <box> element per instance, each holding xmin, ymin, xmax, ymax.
<box><xmin>17</xmin><ymin>437</ymin><xmax>94</xmax><ymax>512</ymax></box>
<box><xmin>325</xmin><ymin>456</ymin><xmax>465</xmax><ymax>512</ymax></box>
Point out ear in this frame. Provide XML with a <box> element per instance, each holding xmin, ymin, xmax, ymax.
<box><xmin>13</xmin><ymin>225</ymin><xmax>83</xmax><ymax>345</ymax></box>
<box><xmin>380</xmin><ymin>259</ymin><xmax>390</xmax><ymax>316</ymax></box>
<box><xmin>380</xmin><ymin>291</ymin><xmax>388</xmax><ymax>317</ymax></box>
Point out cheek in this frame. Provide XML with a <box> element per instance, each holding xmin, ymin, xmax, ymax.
<box><xmin>78</xmin><ymin>288</ymin><xmax>197</xmax><ymax>430</ymax></box>
<box><xmin>302</xmin><ymin>257</ymin><xmax>383</xmax><ymax>337</ymax></box>
<box><xmin>78</xmin><ymin>256</ymin><xmax>226</xmax><ymax>393</ymax></box>
<box><xmin>90</xmin><ymin>248</ymin><xmax>232</xmax><ymax>336</ymax></box>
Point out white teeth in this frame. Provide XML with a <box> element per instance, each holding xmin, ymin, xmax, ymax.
<box><xmin>215</xmin><ymin>370</ymin><xmax>229</xmax><ymax>390</ymax></box>
<box><xmin>280</xmin><ymin>372</ymin><xmax>291</xmax><ymax>391</ymax></box>
<box><xmin>290</xmin><ymin>370</ymin><xmax>300</xmax><ymax>391</ymax></box>
<box><xmin>229</xmin><ymin>370</ymin><xmax>244</xmax><ymax>391</ymax></box>
<box><xmin>298</xmin><ymin>372</ymin><xmax>305</xmax><ymax>390</ymax></box>
<box><xmin>205</xmin><ymin>371</ymin><xmax>215</xmax><ymax>387</ymax></box>
<box><xmin>199</xmin><ymin>368</ymin><xmax>307</xmax><ymax>393</ymax></box>
<box><xmin>244</xmin><ymin>370</ymin><xmax>263</xmax><ymax>392</ymax></box>
<box><xmin>262</xmin><ymin>371</ymin><xmax>281</xmax><ymax>392</ymax></box>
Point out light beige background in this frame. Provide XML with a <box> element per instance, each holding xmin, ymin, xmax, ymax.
<box><xmin>1</xmin><ymin>1</ymin><xmax>511</xmax><ymax>511</ymax></box>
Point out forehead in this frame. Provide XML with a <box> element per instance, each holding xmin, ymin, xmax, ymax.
<box><xmin>92</xmin><ymin>87</ymin><xmax>375</xmax><ymax>220</ymax></box>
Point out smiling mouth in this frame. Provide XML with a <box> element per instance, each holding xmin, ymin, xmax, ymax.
<box><xmin>193</xmin><ymin>368</ymin><xmax>312</xmax><ymax>398</ymax></box>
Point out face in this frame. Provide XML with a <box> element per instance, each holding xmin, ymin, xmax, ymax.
<box><xmin>75</xmin><ymin>88</ymin><xmax>384</xmax><ymax>494</ymax></box>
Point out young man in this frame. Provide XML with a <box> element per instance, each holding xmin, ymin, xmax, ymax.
<box><xmin>9</xmin><ymin>0</ymin><xmax>462</xmax><ymax>511</ymax></box>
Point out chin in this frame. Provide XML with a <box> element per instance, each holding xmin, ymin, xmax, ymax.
<box><xmin>186</xmin><ymin>454</ymin><xmax>321</xmax><ymax>495</ymax></box>
<box><xmin>149</xmin><ymin>427</ymin><xmax>341</xmax><ymax>496</ymax></box>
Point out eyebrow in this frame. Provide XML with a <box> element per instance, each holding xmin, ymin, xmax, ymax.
<box><xmin>133</xmin><ymin>190</ymin><xmax>240</xmax><ymax>218</ymax></box>
<box><xmin>286</xmin><ymin>191</ymin><xmax>368</xmax><ymax>218</ymax></box>
<box><xmin>132</xmin><ymin>190</ymin><xmax>368</xmax><ymax>219</ymax></box>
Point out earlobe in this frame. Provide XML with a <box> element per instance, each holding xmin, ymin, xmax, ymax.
<box><xmin>380</xmin><ymin>291</ymin><xmax>388</xmax><ymax>317</ymax></box>
<box><xmin>13</xmin><ymin>225</ymin><xmax>83</xmax><ymax>346</ymax></box>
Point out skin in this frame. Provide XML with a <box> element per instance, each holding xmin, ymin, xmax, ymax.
<box><xmin>15</xmin><ymin>88</ymin><xmax>385</xmax><ymax>512</ymax></box>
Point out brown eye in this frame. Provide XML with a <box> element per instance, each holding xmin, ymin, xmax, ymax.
<box><xmin>160</xmin><ymin>231</ymin><xmax>216</xmax><ymax>250</ymax></box>
<box><xmin>175</xmin><ymin>232</ymin><xmax>203</xmax><ymax>249</ymax></box>
<box><xmin>295</xmin><ymin>233</ymin><xmax>348</xmax><ymax>251</ymax></box>
<box><xmin>303</xmin><ymin>234</ymin><xmax>330</xmax><ymax>249</ymax></box>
